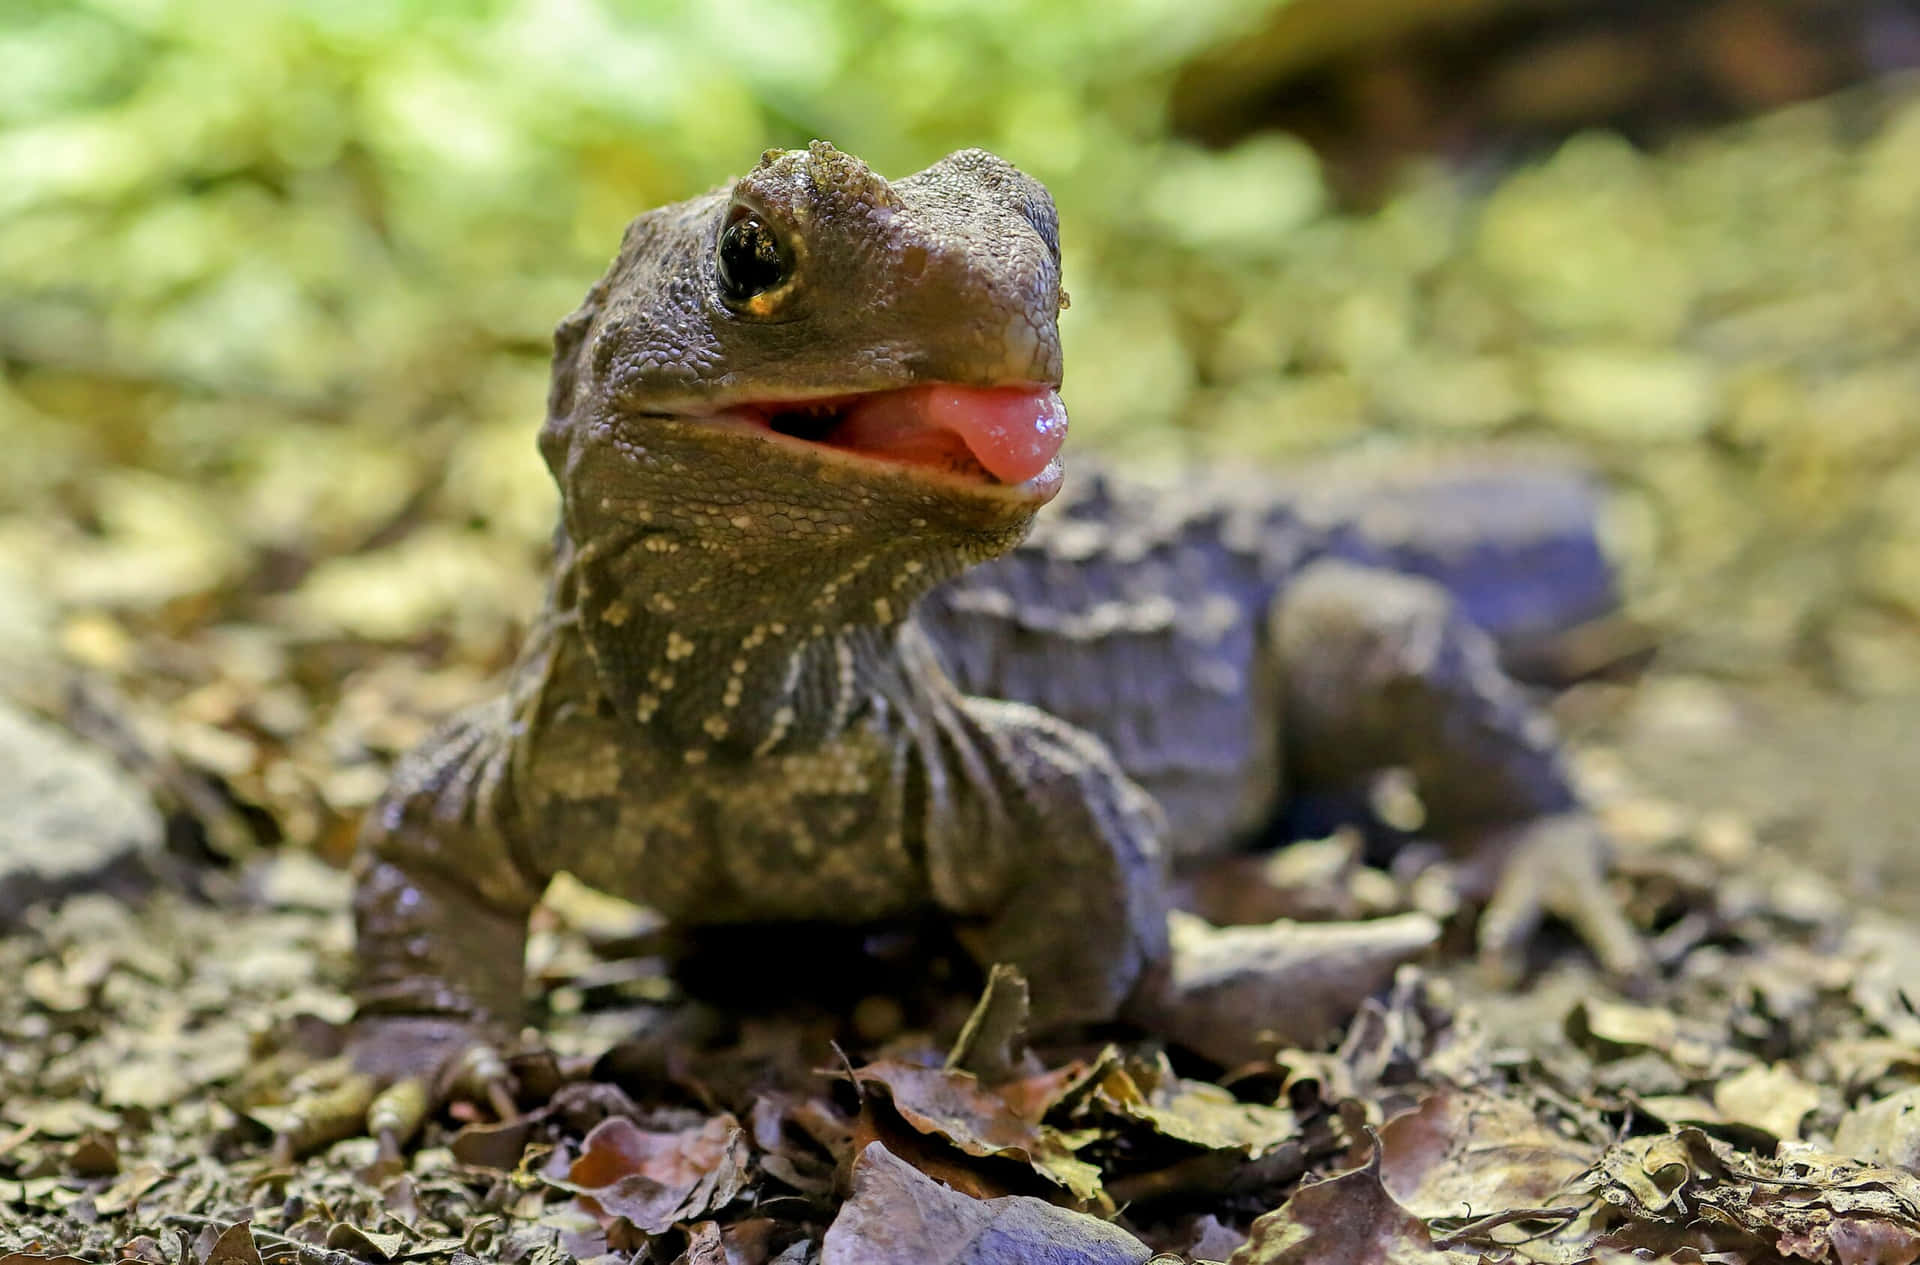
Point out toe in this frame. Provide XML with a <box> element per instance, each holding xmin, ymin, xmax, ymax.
<box><xmin>1478</xmin><ymin>813</ymin><xmax>1649</xmax><ymax>984</ymax></box>
<box><xmin>442</xmin><ymin>1042</ymin><xmax>519</xmax><ymax>1122</ymax></box>
<box><xmin>367</xmin><ymin>1077</ymin><xmax>432</xmax><ymax>1161</ymax></box>
<box><xmin>270</xmin><ymin>1065</ymin><xmax>379</xmax><ymax>1163</ymax></box>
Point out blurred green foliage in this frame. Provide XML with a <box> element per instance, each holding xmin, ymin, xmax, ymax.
<box><xmin>0</xmin><ymin>0</ymin><xmax>1294</xmax><ymax>489</ymax></box>
<box><xmin>4</xmin><ymin>1</ymin><xmax>1919</xmax><ymax>692</ymax></box>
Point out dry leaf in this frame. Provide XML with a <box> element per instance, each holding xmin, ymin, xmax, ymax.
<box><xmin>1837</xmin><ymin>1087</ymin><xmax>1920</xmax><ymax>1173</ymax></box>
<box><xmin>1228</xmin><ymin>1144</ymin><xmax>1454</xmax><ymax>1264</ymax></box>
<box><xmin>1081</xmin><ymin>1053</ymin><xmax>1299</xmax><ymax>1157</ymax></box>
<box><xmin>549</xmin><ymin>1113</ymin><xmax>750</xmax><ymax>1235</ymax></box>
<box><xmin>854</xmin><ymin>1059</ymin><xmax>1103</xmax><ymax>1203</ymax></box>
<box><xmin>821</xmin><ymin>1142</ymin><xmax>1150</xmax><ymax>1265</ymax></box>
<box><xmin>1711</xmin><ymin>1062</ymin><xmax>1820</xmax><ymax>1141</ymax></box>
<box><xmin>202</xmin><ymin>1222</ymin><xmax>264</xmax><ymax>1265</ymax></box>
<box><xmin>1377</xmin><ymin>1088</ymin><xmax>1596</xmax><ymax>1220</ymax></box>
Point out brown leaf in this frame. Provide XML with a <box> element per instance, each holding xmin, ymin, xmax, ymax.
<box><xmin>64</xmin><ymin>1129</ymin><xmax>118</xmax><ymax>1178</ymax></box>
<box><xmin>1569</xmin><ymin>1127</ymin><xmax>1920</xmax><ymax>1261</ymax></box>
<box><xmin>1568</xmin><ymin>998</ymin><xmax>1719</xmax><ymax>1073</ymax></box>
<box><xmin>821</xmin><ymin>1142</ymin><xmax>1151</xmax><ymax>1265</ymax></box>
<box><xmin>550</xmin><ymin>1113</ymin><xmax>750</xmax><ymax>1235</ymax></box>
<box><xmin>1836</xmin><ymin>1086</ymin><xmax>1920</xmax><ymax>1172</ymax></box>
<box><xmin>1377</xmin><ymin>1088</ymin><xmax>1596</xmax><ymax>1220</ymax></box>
<box><xmin>1228</xmin><ymin>1144</ymin><xmax>1453</xmax><ymax>1264</ymax></box>
<box><xmin>1711</xmin><ymin>1062</ymin><xmax>1821</xmax><ymax>1141</ymax></box>
<box><xmin>448</xmin><ymin>1114</ymin><xmax>539</xmax><ymax>1170</ymax></box>
<box><xmin>945</xmin><ymin>964</ymin><xmax>1032</xmax><ymax>1085</ymax></box>
<box><xmin>1082</xmin><ymin>1052</ymin><xmax>1299</xmax><ymax>1157</ymax></box>
<box><xmin>323</xmin><ymin>1224</ymin><xmax>407</xmax><ymax>1262</ymax></box>
<box><xmin>1163</xmin><ymin>911</ymin><xmax>1441</xmax><ymax>1066</ymax></box>
<box><xmin>855</xmin><ymin>1059</ymin><xmax>1104</xmax><ymax>1204</ymax></box>
<box><xmin>1829</xmin><ymin>1217</ymin><xmax>1920</xmax><ymax>1265</ymax></box>
<box><xmin>202</xmin><ymin>1222</ymin><xmax>264</xmax><ymax>1265</ymax></box>
<box><xmin>677</xmin><ymin>1222</ymin><xmax>729</xmax><ymax>1265</ymax></box>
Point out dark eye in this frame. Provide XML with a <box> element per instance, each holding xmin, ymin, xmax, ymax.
<box><xmin>716</xmin><ymin>213</ymin><xmax>788</xmax><ymax>303</ymax></box>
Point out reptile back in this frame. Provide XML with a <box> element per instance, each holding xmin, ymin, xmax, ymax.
<box><xmin>915</xmin><ymin>453</ymin><xmax>1618</xmax><ymax>854</ymax></box>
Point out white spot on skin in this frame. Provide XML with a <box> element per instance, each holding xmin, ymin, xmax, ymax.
<box><xmin>703</xmin><ymin>715</ymin><xmax>730</xmax><ymax>739</ymax></box>
<box><xmin>666</xmin><ymin>632</ymin><xmax>696</xmax><ymax>661</ymax></box>
<box><xmin>873</xmin><ymin>598</ymin><xmax>893</xmax><ymax>623</ymax></box>
<box><xmin>649</xmin><ymin>593</ymin><xmax>676</xmax><ymax>613</ymax></box>
<box><xmin>636</xmin><ymin>693</ymin><xmax>659</xmax><ymax>723</ymax></box>
<box><xmin>602</xmin><ymin>600</ymin><xmax>630</xmax><ymax>627</ymax></box>
<box><xmin>753</xmin><ymin>705</ymin><xmax>796</xmax><ymax>756</ymax></box>
<box><xmin>826</xmin><ymin>637</ymin><xmax>856</xmax><ymax>734</ymax></box>
<box><xmin>684</xmin><ymin>748</ymin><xmax>708</xmax><ymax>765</ymax></box>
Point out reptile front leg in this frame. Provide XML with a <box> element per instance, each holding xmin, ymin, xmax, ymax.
<box><xmin>275</xmin><ymin>701</ymin><xmax>544</xmax><ymax>1160</ymax></box>
<box><xmin>926</xmin><ymin>695</ymin><xmax>1171</xmax><ymax>1026</ymax></box>
<box><xmin>929</xmin><ymin>686</ymin><xmax>1437</xmax><ymax>1065</ymax></box>
<box><xmin>1273</xmin><ymin>559</ymin><xmax>1648</xmax><ymax>980</ymax></box>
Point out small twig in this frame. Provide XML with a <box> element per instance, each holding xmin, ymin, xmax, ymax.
<box><xmin>1431</xmin><ymin>1204</ymin><xmax>1581</xmax><ymax>1250</ymax></box>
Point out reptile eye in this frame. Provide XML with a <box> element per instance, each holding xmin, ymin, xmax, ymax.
<box><xmin>716</xmin><ymin>213</ymin><xmax>789</xmax><ymax>305</ymax></box>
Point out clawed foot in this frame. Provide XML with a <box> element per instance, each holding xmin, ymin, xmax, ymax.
<box><xmin>1463</xmin><ymin>811</ymin><xmax>1651</xmax><ymax>985</ymax></box>
<box><xmin>260</xmin><ymin>1016</ymin><xmax>519</xmax><ymax>1164</ymax></box>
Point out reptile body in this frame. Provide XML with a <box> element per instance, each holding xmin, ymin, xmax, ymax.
<box><xmin>285</xmin><ymin>142</ymin><xmax>1640</xmax><ymax>1157</ymax></box>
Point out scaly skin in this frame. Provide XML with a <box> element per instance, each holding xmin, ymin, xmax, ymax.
<box><xmin>277</xmin><ymin>142</ymin><xmax>1641</xmax><ymax>1157</ymax></box>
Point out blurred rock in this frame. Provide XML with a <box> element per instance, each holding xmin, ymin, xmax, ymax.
<box><xmin>0</xmin><ymin>700</ymin><xmax>165</xmax><ymax>928</ymax></box>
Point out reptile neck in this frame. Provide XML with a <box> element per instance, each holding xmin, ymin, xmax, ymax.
<box><xmin>631</xmin><ymin>614</ymin><xmax>895</xmax><ymax>759</ymax></box>
<box><xmin>550</xmin><ymin>531</ymin><xmax>933</xmax><ymax>759</ymax></box>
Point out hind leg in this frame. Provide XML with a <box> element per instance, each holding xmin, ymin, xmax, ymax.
<box><xmin>1272</xmin><ymin>559</ymin><xmax>1646</xmax><ymax>979</ymax></box>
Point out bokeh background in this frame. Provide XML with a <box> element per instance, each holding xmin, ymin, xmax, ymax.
<box><xmin>1</xmin><ymin>0</ymin><xmax>1916</xmax><ymax>872</ymax></box>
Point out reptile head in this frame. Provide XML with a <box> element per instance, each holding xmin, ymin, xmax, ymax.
<box><xmin>540</xmin><ymin>142</ymin><xmax>1070</xmax><ymax>632</ymax></box>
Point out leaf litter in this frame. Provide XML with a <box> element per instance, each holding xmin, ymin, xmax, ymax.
<box><xmin>6</xmin><ymin>807</ymin><xmax>1920</xmax><ymax>1265</ymax></box>
<box><xmin>5</xmin><ymin>49</ymin><xmax>1920</xmax><ymax>1265</ymax></box>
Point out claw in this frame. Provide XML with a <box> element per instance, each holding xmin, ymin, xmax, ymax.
<box><xmin>264</xmin><ymin>1018</ymin><xmax>522</xmax><ymax>1162</ymax></box>
<box><xmin>1477</xmin><ymin>813</ymin><xmax>1650</xmax><ymax>983</ymax></box>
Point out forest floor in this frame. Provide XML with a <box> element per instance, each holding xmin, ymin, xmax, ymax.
<box><xmin>5</xmin><ymin>64</ymin><xmax>1920</xmax><ymax>1265</ymax></box>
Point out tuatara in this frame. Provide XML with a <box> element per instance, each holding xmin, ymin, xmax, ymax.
<box><xmin>279</xmin><ymin>141</ymin><xmax>1642</xmax><ymax>1157</ymax></box>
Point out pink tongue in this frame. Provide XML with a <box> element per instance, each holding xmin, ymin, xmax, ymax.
<box><xmin>833</xmin><ymin>386</ymin><xmax>1068</xmax><ymax>484</ymax></box>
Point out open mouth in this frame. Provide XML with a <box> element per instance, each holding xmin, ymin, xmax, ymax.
<box><xmin>717</xmin><ymin>384</ymin><xmax>1069</xmax><ymax>490</ymax></box>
